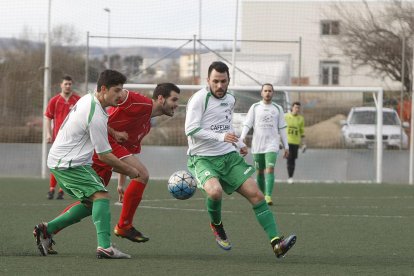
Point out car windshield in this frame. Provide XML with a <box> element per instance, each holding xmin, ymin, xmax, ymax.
<box><xmin>350</xmin><ymin>110</ymin><xmax>400</xmax><ymax>125</ymax></box>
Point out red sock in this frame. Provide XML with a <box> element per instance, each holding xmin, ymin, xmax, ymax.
<box><xmin>49</xmin><ymin>174</ymin><xmax>57</xmax><ymax>191</ymax></box>
<box><xmin>118</xmin><ymin>180</ymin><xmax>146</xmax><ymax>228</ymax></box>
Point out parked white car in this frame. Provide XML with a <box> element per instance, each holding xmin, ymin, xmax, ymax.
<box><xmin>341</xmin><ymin>107</ymin><xmax>409</xmax><ymax>149</ymax></box>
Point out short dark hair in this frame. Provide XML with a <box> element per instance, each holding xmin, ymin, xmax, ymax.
<box><xmin>96</xmin><ymin>70</ymin><xmax>127</xmax><ymax>92</ymax></box>
<box><xmin>152</xmin><ymin>83</ymin><xmax>180</xmax><ymax>100</ymax></box>
<box><xmin>208</xmin><ymin>61</ymin><xmax>230</xmax><ymax>78</ymax></box>
<box><xmin>62</xmin><ymin>75</ymin><xmax>73</xmax><ymax>82</ymax></box>
<box><xmin>261</xmin><ymin>83</ymin><xmax>274</xmax><ymax>91</ymax></box>
<box><xmin>292</xmin><ymin>101</ymin><xmax>301</xmax><ymax>107</ymax></box>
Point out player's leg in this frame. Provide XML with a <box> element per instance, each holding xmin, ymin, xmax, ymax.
<box><xmin>114</xmin><ymin>155</ymin><xmax>149</xmax><ymax>243</ymax></box>
<box><xmin>187</xmin><ymin>155</ymin><xmax>231</xmax><ymax>250</ymax></box>
<box><xmin>264</xmin><ymin>152</ymin><xmax>278</xmax><ymax>205</ymax></box>
<box><xmin>47</xmin><ymin>174</ymin><xmax>57</xmax><ymax>199</ymax></box>
<box><xmin>237</xmin><ymin>178</ymin><xmax>296</xmax><ymax>258</ymax></box>
<box><xmin>253</xmin><ymin>153</ymin><xmax>265</xmax><ymax>193</ymax></box>
<box><xmin>287</xmin><ymin>144</ymin><xmax>298</xmax><ymax>184</ymax></box>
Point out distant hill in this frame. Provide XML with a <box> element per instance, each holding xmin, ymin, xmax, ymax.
<box><xmin>0</xmin><ymin>37</ymin><xmax>200</xmax><ymax>59</ymax></box>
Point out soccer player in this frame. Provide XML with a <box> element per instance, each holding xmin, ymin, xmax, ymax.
<box><xmin>185</xmin><ymin>61</ymin><xmax>296</xmax><ymax>258</ymax></box>
<box><xmin>239</xmin><ymin>83</ymin><xmax>289</xmax><ymax>205</ymax></box>
<box><xmin>285</xmin><ymin>102</ymin><xmax>305</xmax><ymax>184</ymax></box>
<box><xmin>45</xmin><ymin>75</ymin><xmax>80</xmax><ymax>200</ymax></box>
<box><xmin>43</xmin><ymin>83</ymin><xmax>180</xmax><ymax>248</ymax></box>
<box><xmin>33</xmin><ymin>70</ymin><xmax>139</xmax><ymax>259</ymax></box>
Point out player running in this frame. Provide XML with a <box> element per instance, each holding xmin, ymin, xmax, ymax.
<box><xmin>185</xmin><ymin>61</ymin><xmax>296</xmax><ymax>258</ymax></box>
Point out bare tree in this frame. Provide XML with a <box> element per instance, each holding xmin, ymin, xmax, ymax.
<box><xmin>326</xmin><ymin>0</ymin><xmax>414</xmax><ymax>92</ymax></box>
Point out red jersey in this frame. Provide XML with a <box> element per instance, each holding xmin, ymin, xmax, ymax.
<box><xmin>107</xmin><ymin>90</ymin><xmax>153</xmax><ymax>154</ymax></box>
<box><xmin>45</xmin><ymin>93</ymin><xmax>81</xmax><ymax>139</ymax></box>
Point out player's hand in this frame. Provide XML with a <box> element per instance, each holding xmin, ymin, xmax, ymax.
<box><xmin>46</xmin><ymin>135</ymin><xmax>53</xmax><ymax>143</ymax></box>
<box><xmin>223</xmin><ymin>132</ymin><xmax>239</xmax><ymax>144</ymax></box>
<box><xmin>117</xmin><ymin>185</ymin><xmax>124</xmax><ymax>203</ymax></box>
<box><xmin>240</xmin><ymin>146</ymin><xmax>248</xmax><ymax>156</ymax></box>
<box><xmin>283</xmin><ymin>149</ymin><xmax>289</xmax><ymax>159</ymax></box>
<box><xmin>301</xmin><ymin>144</ymin><xmax>307</xmax><ymax>153</ymax></box>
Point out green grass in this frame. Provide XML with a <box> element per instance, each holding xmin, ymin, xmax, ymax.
<box><xmin>1</xmin><ymin>178</ymin><xmax>413</xmax><ymax>275</ymax></box>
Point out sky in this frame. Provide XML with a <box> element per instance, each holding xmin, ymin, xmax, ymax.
<box><xmin>0</xmin><ymin>0</ymin><xmax>240</xmax><ymax>47</ymax></box>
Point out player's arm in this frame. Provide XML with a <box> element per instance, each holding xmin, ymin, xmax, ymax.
<box><xmin>239</xmin><ymin>105</ymin><xmax>255</xmax><ymax>142</ymax></box>
<box><xmin>278</xmin><ymin>109</ymin><xmax>289</xmax><ymax>158</ymax></box>
<box><xmin>44</xmin><ymin>116</ymin><xmax>53</xmax><ymax>143</ymax></box>
<box><xmin>108</xmin><ymin>126</ymin><xmax>128</xmax><ymax>143</ymax></box>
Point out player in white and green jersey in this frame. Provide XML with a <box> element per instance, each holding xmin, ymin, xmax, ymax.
<box><xmin>185</xmin><ymin>61</ymin><xmax>296</xmax><ymax>258</ymax></box>
<box><xmin>285</xmin><ymin>101</ymin><xmax>305</xmax><ymax>184</ymax></box>
<box><xmin>34</xmin><ymin>70</ymin><xmax>139</xmax><ymax>259</ymax></box>
<box><xmin>239</xmin><ymin>84</ymin><xmax>289</xmax><ymax>205</ymax></box>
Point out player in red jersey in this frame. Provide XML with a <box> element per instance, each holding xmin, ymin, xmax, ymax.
<box><xmin>45</xmin><ymin>83</ymin><xmax>180</xmax><ymax>252</ymax></box>
<box><xmin>45</xmin><ymin>75</ymin><xmax>80</xmax><ymax>200</ymax></box>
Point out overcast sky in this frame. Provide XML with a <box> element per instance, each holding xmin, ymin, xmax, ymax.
<box><xmin>0</xmin><ymin>0</ymin><xmax>241</xmax><ymax>47</ymax></box>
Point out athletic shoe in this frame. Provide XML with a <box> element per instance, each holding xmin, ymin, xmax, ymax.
<box><xmin>56</xmin><ymin>191</ymin><xmax>64</xmax><ymax>200</ymax></box>
<box><xmin>287</xmin><ymin>178</ymin><xmax>294</xmax><ymax>184</ymax></box>
<box><xmin>33</xmin><ymin>223</ymin><xmax>54</xmax><ymax>256</ymax></box>
<box><xmin>47</xmin><ymin>190</ymin><xmax>54</xmax><ymax>200</ymax></box>
<box><xmin>271</xmin><ymin>235</ymin><xmax>297</xmax><ymax>258</ymax></box>
<box><xmin>96</xmin><ymin>245</ymin><xmax>131</xmax><ymax>259</ymax></box>
<box><xmin>265</xmin><ymin>195</ymin><xmax>273</xmax><ymax>205</ymax></box>
<box><xmin>47</xmin><ymin>240</ymin><xmax>58</xmax><ymax>255</ymax></box>
<box><xmin>114</xmin><ymin>225</ymin><xmax>149</xmax><ymax>243</ymax></box>
<box><xmin>210</xmin><ymin>222</ymin><xmax>232</xmax><ymax>250</ymax></box>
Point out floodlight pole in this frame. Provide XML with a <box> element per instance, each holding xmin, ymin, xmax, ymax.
<box><xmin>409</xmin><ymin>45</ymin><xmax>414</xmax><ymax>185</ymax></box>
<box><xmin>231</xmin><ymin>0</ymin><xmax>239</xmax><ymax>85</ymax></box>
<box><xmin>41</xmin><ymin>0</ymin><xmax>52</xmax><ymax>179</ymax></box>
<box><xmin>104</xmin><ymin>8</ymin><xmax>111</xmax><ymax>69</ymax></box>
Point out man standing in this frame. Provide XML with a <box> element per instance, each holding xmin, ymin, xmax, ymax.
<box><xmin>34</xmin><ymin>70</ymin><xmax>138</xmax><ymax>259</ymax></box>
<box><xmin>285</xmin><ymin>102</ymin><xmax>305</xmax><ymax>184</ymax></box>
<box><xmin>185</xmin><ymin>61</ymin><xmax>296</xmax><ymax>258</ymax></box>
<box><xmin>239</xmin><ymin>84</ymin><xmax>289</xmax><ymax>205</ymax></box>
<box><xmin>45</xmin><ymin>75</ymin><xmax>80</xmax><ymax>199</ymax></box>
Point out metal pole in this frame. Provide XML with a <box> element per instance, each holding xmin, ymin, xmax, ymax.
<box><xmin>85</xmin><ymin>31</ymin><xmax>89</xmax><ymax>93</ymax></box>
<box><xmin>104</xmin><ymin>8</ymin><xmax>111</xmax><ymax>68</ymax></box>
<box><xmin>198</xmin><ymin>0</ymin><xmax>202</xmax><ymax>80</ymax></box>
<box><xmin>193</xmin><ymin>34</ymin><xmax>196</xmax><ymax>85</ymax></box>
<box><xmin>400</xmin><ymin>35</ymin><xmax>406</xmax><ymax>149</ymax></box>
<box><xmin>376</xmin><ymin>88</ymin><xmax>383</xmax><ymax>183</ymax></box>
<box><xmin>41</xmin><ymin>0</ymin><xmax>52</xmax><ymax>179</ymax></box>
<box><xmin>231</xmin><ymin>0</ymin><xmax>239</xmax><ymax>85</ymax></box>
<box><xmin>298</xmin><ymin>36</ymin><xmax>302</xmax><ymax>102</ymax></box>
<box><xmin>409</xmin><ymin>44</ymin><xmax>414</xmax><ymax>184</ymax></box>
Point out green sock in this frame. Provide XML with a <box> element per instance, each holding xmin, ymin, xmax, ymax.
<box><xmin>253</xmin><ymin>200</ymin><xmax>279</xmax><ymax>240</ymax></box>
<box><xmin>47</xmin><ymin>203</ymin><xmax>92</xmax><ymax>234</ymax></box>
<box><xmin>256</xmin><ymin>173</ymin><xmax>265</xmax><ymax>193</ymax></box>
<box><xmin>206</xmin><ymin>197</ymin><xmax>222</xmax><ymax>225</ymax></box>
<box><xmin>265</xmin><ymin>173</ymin><xmax>275</xmax><ymax>196</ymax></box>
<box><xmin>92</xmin><ymin>198</ymin><xmax>111</xmax><ymax>249</ymax></box>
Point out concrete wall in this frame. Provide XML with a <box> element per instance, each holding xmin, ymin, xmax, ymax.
<box><xmin>0</xmin><ymin>144</ymin><xmax>409</xmax><ymax>184</ymax></box>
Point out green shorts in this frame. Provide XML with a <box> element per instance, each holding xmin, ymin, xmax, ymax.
<box><xmin>51</xmin><ymin>166</ymin><xmax>107</xmax><ymax>200</ymax></box>
<box><xmin>253</xmin><ymin>152</ymin><xmax>278</xmax><ymax>170</ymax></box>
<box><xmin>187</xmin><ymin>151</ymin><xmax>254</xmax><ymax>195</ymax></box>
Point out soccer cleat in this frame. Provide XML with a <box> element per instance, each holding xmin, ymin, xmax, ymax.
<box><xmin>210</xmin><ymin>222</ymin><xmax>232</xmax><ymax>251</ymax></box>
<box><xmin>265</xmin><ymin>195</ymin><xmax>273</xmax><ymax>206</ymax></box>
<box><xmin>287</xmin><ymin>178</ymin><xmax>294</xmax><ymax>184</ymax></box>
<box><xmin>56</xmin><ymin>191</ymin><xmax>64</xmax><ymax>200</ymax></box>
<box><xmin>114</xmin><ymin>225</ymin><xmax>149</xmax><ymax>243</ymax></box>
<box><xmin>271</xmin><ymin>235</ymin><xmax>297</xmax><ymax>258</ymax></box>
<box><xmin>47</xmin><ymin>190</ymin><xmax>55</xmax><ymax>200</ymax></box>
<box><xmin>96</xmin><ymin>245</ymin><xmax>131</xmax><ymax>259</ymax></box>
<box><xmin>33</xmin><ymin>223</ymin><xmax>54</xmax><ymax>256</ymax></box>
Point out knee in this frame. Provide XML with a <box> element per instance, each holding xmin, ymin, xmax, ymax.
<box><xmin>137</xmin><ymin>168</ymin><xmax>149</xmax><ymax>184</ymax></box>
<box><xmin>205</xmin><ymin>184</ymin><xmax>223</xmax><ymax>200</ymax></box>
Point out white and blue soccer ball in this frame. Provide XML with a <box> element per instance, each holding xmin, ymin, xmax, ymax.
<box><xmin>167</xmin><ymin>170</ymin><xmax>197</xmax><ymax>200</ymax></box>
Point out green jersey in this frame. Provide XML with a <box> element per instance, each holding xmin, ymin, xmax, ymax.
<box><xmin>285</xmin><ymin>112</ymin><xmax>305</xmax><ymax>145</ymax></box>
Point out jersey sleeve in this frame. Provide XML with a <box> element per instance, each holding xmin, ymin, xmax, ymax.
<box><xmin>89</xmin><ymin>112</ymin><xmax>112</xmax><ymax>155</ymax></box>
<box><xmin>45</xmin><ymin>97</ymin><xmax>56</xmax><ymax>119</ymax></box>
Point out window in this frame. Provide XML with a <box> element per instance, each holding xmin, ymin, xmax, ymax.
<box><xmin>321</xmin><ymin>20</ymin><xmax>340</xmax><ymax>35</ymax></box>
<box><xmin>320</xmin><ymin>61</ymin><xmax>340</xmax><ymax>85</ymax></box>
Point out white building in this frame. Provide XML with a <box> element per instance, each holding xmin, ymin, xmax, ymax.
<box><xmin>241</xmin><ymin>0</ymin><xmax>402</xmax><ymax>90</ymax></box>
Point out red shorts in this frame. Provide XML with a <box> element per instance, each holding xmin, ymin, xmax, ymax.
<box><xmin>92</xmin><ymin>140</ymin><xmax>133</xmax><ymax>186</ymax></box>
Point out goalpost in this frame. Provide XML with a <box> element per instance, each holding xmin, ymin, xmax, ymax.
<box><xmin>121</xmin><ymin>84</ymin><xmax>385</xmax><ymax>183</ymax></box>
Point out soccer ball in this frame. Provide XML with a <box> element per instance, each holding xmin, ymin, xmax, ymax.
<box><xmin>167</xmin><ymin>170</ymin><xmax>197</xmax><ymax>200</ymax></box>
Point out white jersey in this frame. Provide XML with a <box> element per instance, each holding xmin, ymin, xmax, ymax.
<box><xmin>243</xmin><ymin>101</ymin><xmax>288</xmax><ymax>154</ymax></box>
<box><xmin>47</xmin><ymin>93</ymin><xmax>112</xmax><ymax>169</ymax></box>
<box><xmin>185</xmin><ymin>87</ymin><xmax>237</xmax><ymax>156</ymax></box>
